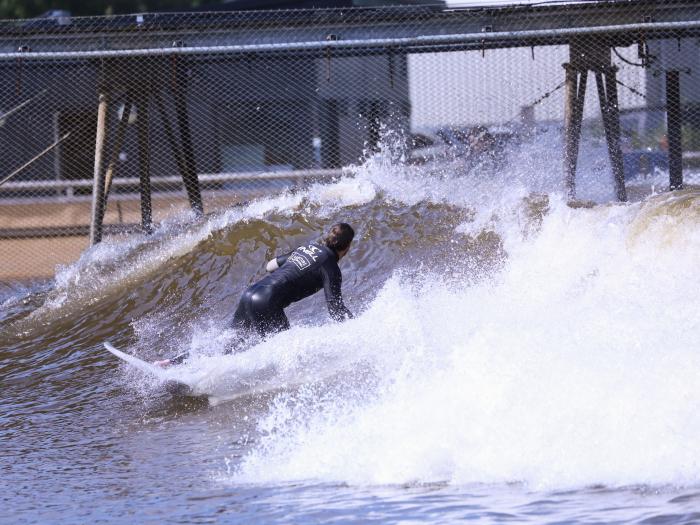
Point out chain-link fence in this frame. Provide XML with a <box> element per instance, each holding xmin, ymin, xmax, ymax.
<box><xmin>1</xmin><ymin>2</ymin><xmax>699</xmax><ymax>281</ymax></box>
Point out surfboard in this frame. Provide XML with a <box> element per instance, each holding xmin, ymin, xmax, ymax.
<box><xmin>103</xmin><ymin>342</ymin><xmax>196</xmax><ymax>396</ymax></box>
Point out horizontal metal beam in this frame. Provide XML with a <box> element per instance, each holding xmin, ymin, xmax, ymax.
<box><xmin>0</xmin><ymin>168</ymin><xmax>347</xmax><ymax>192</ymax></box>
<box><xmin>0</xmin><ymin>223</ymin><xmax>137</xmax><ymax>240</ymax></box>
<box><xmin>1</xmin><ymin>1</ymin><xmax>697</xmax><ymax>38</ymax></box>
<box><xmin>1</xmin><ymin>19</ymin><xmax>698</xmax><ymax>60</ymax></box>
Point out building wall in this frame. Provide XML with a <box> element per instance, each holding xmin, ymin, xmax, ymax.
<box><xmin>0</xmin><ymin>52</ymin><xmax>412</xmax><ymax>189</ymax></box>
<box><xmin>644</xmin><ymin>38</ymin><xmax>700</xmax><ymax>138</ymax></box>
<box><xmin>316</xmin><ymin>54</ymin><xmax>411</xmax><ymax>166</ymax></box>
<box><xmin>409</xmin><ymin>45</ymin><xmax>648</xmax><ymax>131</ymax></box>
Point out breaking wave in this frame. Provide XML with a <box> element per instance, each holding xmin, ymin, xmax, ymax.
<box><xmin>2</xmin><ymin>135</ymin><xmax>699</xmax><ymax>491</ymax></box>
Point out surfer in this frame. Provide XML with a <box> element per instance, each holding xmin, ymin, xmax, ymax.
<box><xmin>155</xmin><ymin>223</ymin><xmax>355</xmax><ymax>367</ymax></box>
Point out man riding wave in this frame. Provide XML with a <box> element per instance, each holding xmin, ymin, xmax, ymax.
<box><xmin>156</xmin><ymin>223</ymin><xmax>354</xmax><ymax>366</ymax></box>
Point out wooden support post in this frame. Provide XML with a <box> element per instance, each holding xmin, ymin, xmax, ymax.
<box><xmin>96</xmin><ymin>95</ymin><xmax>132</xmax><ymax>231</ymax></box>
<box><xmin>136</xmin><ymin>93</ymin><xmax>153</xmax><ymax>234</ymax></box>
<box><xmin>173</xmin><ymin>59</ymin><xmax>203</xmax><ymax>216</ymax></box>
<box><xmin>666</xmin><ymin>70</ymin><xmax>683</xmax><ymax>190</ymax></box>
<box><xmin>89</xmin><ymin>91</ymin><xmax>109</xmax><ymax>245</ymax></box>
<box><xmin>596</xmin><ymin>68</ymin><xmax>627</xmax><ymax>202</ymax></box>
<box><xmin>563</xmin><ymin>63</ymin><xmax>587</xmax><ymax>200</ymax></box>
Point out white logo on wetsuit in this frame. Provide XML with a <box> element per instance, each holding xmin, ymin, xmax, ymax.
<box><xmin>300</xmin><ymin>245</ymin><xmax>322</xmax><ymax>260</ymax></box>
<box><xmin>289</xmin><ymin>244</ymin><xmax>323</xmax><ymax>271</ymax></box>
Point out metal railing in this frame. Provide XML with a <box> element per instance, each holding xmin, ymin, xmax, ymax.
<box><xmin>0</xmin><ymin>169</ymin><xmax>344</xmax><ymax>193</ymax></box>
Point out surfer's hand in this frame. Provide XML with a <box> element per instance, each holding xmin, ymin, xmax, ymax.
<box><xmin>153</xmin><ymin>359</ymin><xmax>172</xmax><ymax>368</ymax></box>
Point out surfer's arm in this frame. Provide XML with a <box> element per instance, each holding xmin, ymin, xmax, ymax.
<box><xmin>322</xmin><ymin>265</ymin><xmax>353</xmax><ymax>322</ymax></box>
<box><xmin>266</xmin><ymin>251</ymin><xmax>293</xmax><ymax>272</ymax></box>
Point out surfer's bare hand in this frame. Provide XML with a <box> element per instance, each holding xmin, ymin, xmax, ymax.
<box><xmin>153</xmin><ymin>359</ymin><xmax>172</xmax><ymax>368</ymax></box>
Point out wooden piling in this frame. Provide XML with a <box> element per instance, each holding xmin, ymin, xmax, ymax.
<box><xmin>89</xmin><ymin>91</ymin><xmax>109</xmax><ymax>245</ymax></box>
<box><xmin>666</xmin><ymin>70</ymin><xmax>683</xmax><ymax>190</ymax></box>
<box><xmin>96</xmin><ymin>95</ymin><xmax>133</xmax><ymax>232</ymax></box>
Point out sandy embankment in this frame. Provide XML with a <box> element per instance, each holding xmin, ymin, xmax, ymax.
<box><xmin>0</xmin><ymin>193</ymin><xmax>241</xmax><ymax>282</ymax></box>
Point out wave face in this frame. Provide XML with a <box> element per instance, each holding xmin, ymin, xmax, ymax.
<box><xmin>2</xmin><ymin>138</ymin><xmax>700</xmax><ymax>500</ymax></box>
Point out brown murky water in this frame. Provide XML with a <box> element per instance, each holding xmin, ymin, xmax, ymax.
<box><xmin>2</xmin><ymin>157</ymin><xmax>700</xmax><ymax>523</ymax></box>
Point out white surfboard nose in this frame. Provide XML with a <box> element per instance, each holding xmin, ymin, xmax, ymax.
<box><xmin>103</xmin><ymin>341</ymin><xmax>196</xmax><ymax>396</ymax></box>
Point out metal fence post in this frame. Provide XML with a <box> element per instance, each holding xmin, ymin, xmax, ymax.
<box><xmin>136</xmin><ymin>91</ymin><xmax>153</xmax><ymax>233</ymax></box>
<box><xmin>596</xmin><ymin>67</ymin><xmax>627</xmax><ymax>202</ymax></box>
<box><xmin>666</xmin><ymin>70</ymin><xmax>683</xmax><ymax>190</ymax></box>
<box><xmin>173</xmin><ymin>52</ymin><xmax>203</xmax><ymax>216</ymax></box>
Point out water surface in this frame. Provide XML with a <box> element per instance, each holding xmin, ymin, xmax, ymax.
<box><xmin>2</xmin><ymin>143</ymin><xmax>700</xmax><ymax>523</ymax></box>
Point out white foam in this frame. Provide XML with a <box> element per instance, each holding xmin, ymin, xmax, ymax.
<box><xmin>230</xmin><ymin>189</ymin><xmax>700</xmax><ymax>490</ymax></box>
<box><xmin>20</xmin><ymin>125</ymin><xmax>699</xmax><ymax>490</ymax></box>
<box><xmin>304</xmin><ymin>175</ymin><xmax>377</xmax><ymax>211</ymax></box>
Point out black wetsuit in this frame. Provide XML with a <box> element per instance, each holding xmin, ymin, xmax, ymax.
<box><xmin>232</xmin><ymin>242</ymin><xmax>352</xmax><ymax>337</ymax></box>
<box><xmin>166</xmin><ymin>243</ymin><xmax>352</xmax><ymax>364</ymax></box>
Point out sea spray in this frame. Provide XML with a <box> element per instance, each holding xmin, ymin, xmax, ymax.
<box><xmin>233</xmin><ymin>189</ymin><xmax>700</xmax><ymax>489</ymax></box>
<box><xmin>4</xmin><ymin>127</ymin><xmax>698</xmax><ymax>492</ymax></box>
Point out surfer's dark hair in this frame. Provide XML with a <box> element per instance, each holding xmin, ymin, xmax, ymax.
<box><xmin>324</xmin><ymin>223</ymin><xmax>355</xmax><ymax>253</ymax></box>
